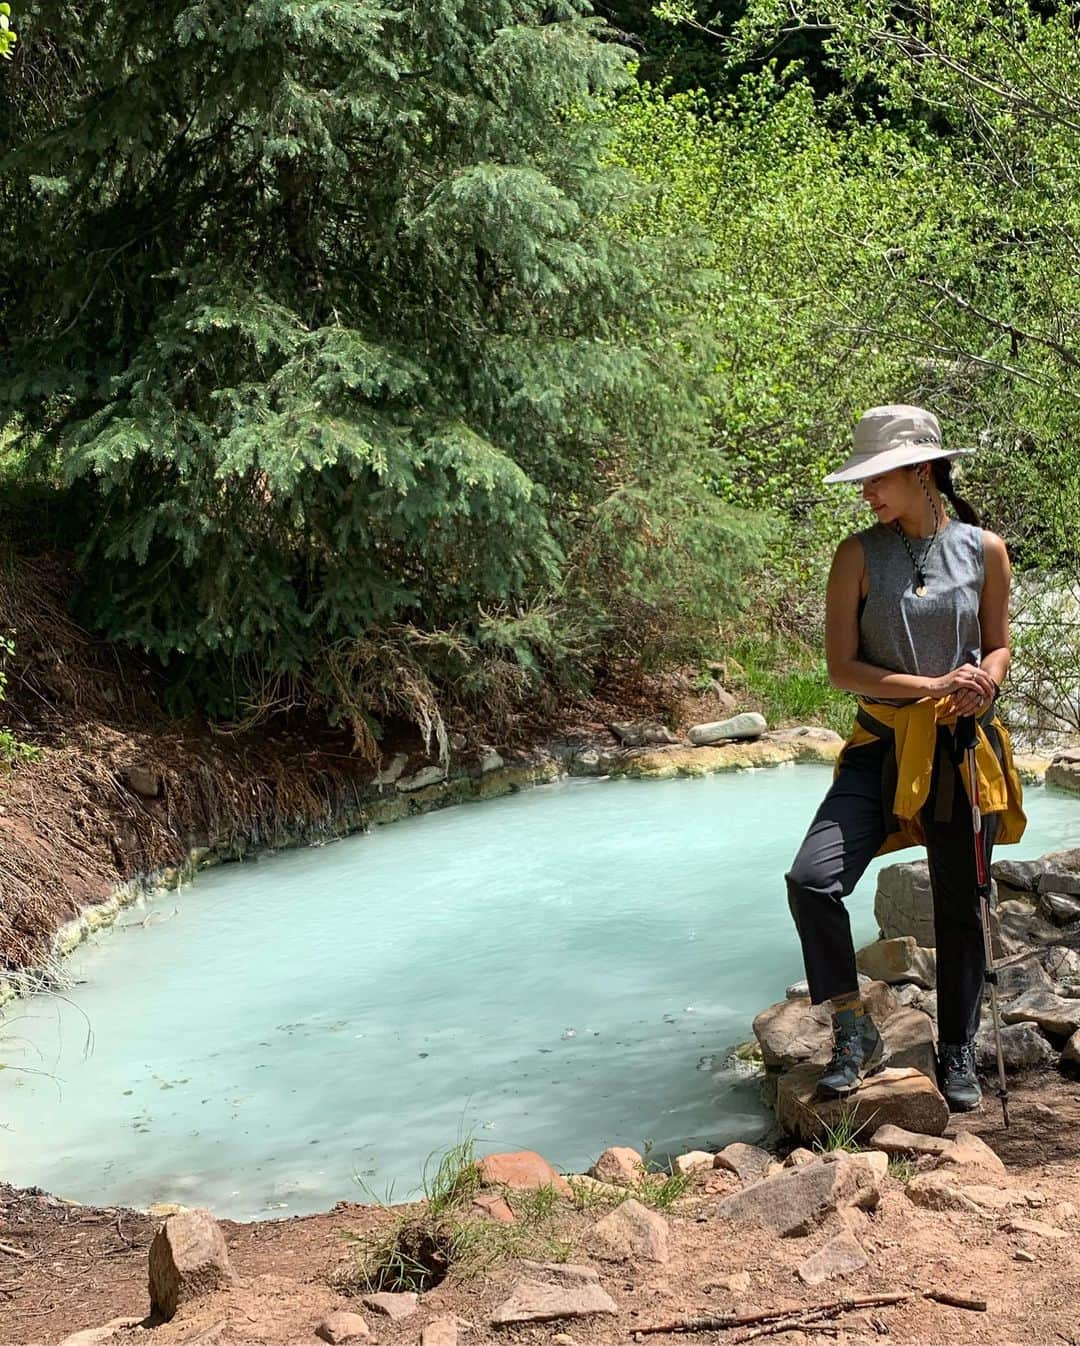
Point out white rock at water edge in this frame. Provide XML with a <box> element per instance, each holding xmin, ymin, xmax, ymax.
<box><xmin>688</xmin><ymin>712</ymin><xmax>767</xmax><ymax>745</ymax></box>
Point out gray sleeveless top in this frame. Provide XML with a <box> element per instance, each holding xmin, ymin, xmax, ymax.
<box><xmin>856</xmin><ymin>520</ymin><xmax>984</xmax><ymax>706</ymax></box>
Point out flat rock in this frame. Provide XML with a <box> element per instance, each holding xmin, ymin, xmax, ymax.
<box><xmin>477</xmin><ymin>1150</ymin><xmax>572</xmax><ymax>1197</ymax></box>
<box><xmin>932</xmin><ymin>1132</ymin><xmax>1006</xmax><ymax>1175</ymax></box>
<box><xmin>796</xmin><ymin>1231</ymin><xmax>868</xmax><ymax>1286</ymax></box>
<box><xmin>421</xmin><ymin>1317</ymin><xmax>459</xmax><ymax>1346</ymax></box>
<box><xmin>1002</xmin><ymin>988</ymin><xmax>1080</xmax><ymax>1038</ymax></box>
<box><xmin>856</xmin><ymin>936</ymin><xmax>936</xmax><ymax>989</ymax></box>
<box><xmin>869</xmin><ymin>1125</ymin><xmax>952</xmax><ymax>1159</ymax></box>
<box><xmin>588</xmin><ymin>1197</ymin><xmax>669</xmax><ymax>1263</ymax></box>
<box><xmin>491</xmin><ymin>1275</ymin><xmax>617</xmax><ymax>1326</ymax></box>
<box><xmin>714</xmin><ymin>1142</ymin><xmax>772</xmax><ymax>1185</ymax></box>
<box><xmin>148</xmin><ymin>1208</ymin><xmax>235</xmax><ymax>1321</ymax></box>
<box><xmin>776</xmin><ymin>1066</ymin><xmax>949</xmax><ymax>1144</ymax></box>
<box><xmin>688</xmin><ymin>712</ymin><xmax>767</xmax><ymax>745</ymax></box>
<box><xmin>316</xmin><ymin>1311</ymin><xmax>372</xmax><ymax>1344</ymax></box>
<box><xmin>590</xmin><ymin>1146</ymin><xmax>645</xmax><ymax>1186</ymax></box>
<box><xmin>362</xmin><ymin>1292</ymin><xmax>419</xmax><ymax>1320</ymax></box>
<box><xmin>715</xmin><ymin>1154</ymin><xmax>880</xmax><ymax>1237</ymax></box>
<box><xmin>1004</xmin><ymin>1216</ymin><xmax>1068</xmax><ymax>1239</ymax></box>
<box><xmin>609</xmin><ymin>719</ymin><xmax>680</xmax><ymax>747</ymax></box>
<box><xmin>396</xmin><ymin>764</ymin><xmax>447</xmax><ymax>792</ymax></box>
<box><xmin>905</xmin><ymin>1174</ymin><xmax>983</xmax><ymax>1214</ymax></box>
<box><xmin>674</xmin><ymin>1149</ymin><xmax>714</xmax><ymax>1175</ymax></box>
<box><xmin>975</xmin><ymin>1020</ymin><xmax>1056</xmax><ymax>1072</ymax></box>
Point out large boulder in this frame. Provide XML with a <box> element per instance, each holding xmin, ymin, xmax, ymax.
<box><xmin>775</xmin><ymin>1066</ymin><xmax>949</xmax><ymax>1144</ymax></box>
<box><xmin>1039</xmin><ymin>892</ymin><xmax>1080</xmax><ymax>924</ymax></box>
<box><xmin>753</xmin><ymin>982</ymin><xmax>899</xmax><ymax>1070</ymax></box>
<box><xmin>688</xmin><ymin>712</ymin><xmax>767</xmax><ymax>745</ymax></box>
<box><xmin>714</xmin><ymin>1155</ymin><xmax>881</xmax><ymax>1237</ymax></box>
<box><xmin>975</xmin><ymin>1020</ymin><xmax>1056</xmax><ymax>1072</ymax></box>
<box><xmin>1002</xmin><ymin>988</ymin><xmax>1080</xmax><ymax>1040</ymax></box>
<box><xmin>855</xmin><ymin>936</ymin><xmax>936</xmax><ymax>989</ymax></box>
<box><xmin>874</xmin><ymin>862</ymin><xmax>938</xmax><ymax>946</ymax></box>
<box><xmin>148</xmin><ymin>1209</ymin><xmax>235</xmax><ymax>1321</ymax></box>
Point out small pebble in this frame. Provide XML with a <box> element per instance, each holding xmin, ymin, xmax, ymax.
<box><xmin>1015</xmin><ymin>1250</ymin><xmax>1037</xmax><ymax>1263</ymax></box>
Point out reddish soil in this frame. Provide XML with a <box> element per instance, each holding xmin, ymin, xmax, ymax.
<box><xmin>4</xmin><ymin>1072</ymin><xmax>1080</xmax><ymax>1346</ymax></box>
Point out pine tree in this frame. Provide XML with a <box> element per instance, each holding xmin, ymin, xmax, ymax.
<box><xmin>0</xmin><ymin>1</ymin><xmax>762</xmax><ymax>742</ymax></box>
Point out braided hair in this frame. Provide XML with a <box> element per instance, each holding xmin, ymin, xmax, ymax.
<box><xmin>931</xmin><ymin>459</ymin><xmax>981</xmax><ymax>527</ymax></box>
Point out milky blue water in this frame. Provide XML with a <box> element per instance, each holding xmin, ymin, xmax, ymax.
<box><xmin>1</xmin><ymin>765</ymin><xmax>1076</xmax><ymax>1220</ymax></box>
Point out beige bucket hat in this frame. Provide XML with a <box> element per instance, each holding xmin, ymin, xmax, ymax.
<box><xmin>824</xmin><ymin>404</ymin><xmax>975</xmax><ymax>483</ymax></box>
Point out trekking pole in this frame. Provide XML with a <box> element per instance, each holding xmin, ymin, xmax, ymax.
<box><xmin>956</xmin><ymin>710</ymin><xmax>1009</xmax><ymax>1128</ymax></box>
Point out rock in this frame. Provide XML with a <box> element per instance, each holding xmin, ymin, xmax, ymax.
<box><xmin>765</xmin><ymin>726</ymin><xmax>844</xmax><ymax>744</ymax></box>
<box><xmin>362</xmin><ymin>1292</ymin><xmax>419</xmax><ymax>1320</ymax></box>
<box><xmin>373</xmin><ymin>753</ymin><xmax>408</xmax><ymax>786</ymax></box>
<box><xmin>490</xmin><ymin>1266</ymin><xmax>618</xmax><ymax>1325</ymax></box>
<box><xmin>479</xmin><ymin>748</ymin><xmax>504</xmax><ymax>772</ymax></box>
<box><xmin>674</xmin><ymin>1150</ymin><xmax>714</xmax><ymax>1175</ymax></box>
<box><xmin>609</xmin><ymin>720</ymin><xmax>680</xmax><ymax>747</ymax></box>
<box><xmin>1042</xmin><ymin>945</ymin><xmax>1080</xmax><ymax>984</ymax></box>
<box><xmin>993</xmin><ymin>953</ymin><xmax>1054</xmax><ymax>1002</ymax></box>
<box><xmin>471</xmin><ymin>1193</ymin><xmax>515</xmax><ymax>1223</ymax></box>
<box><xmin>316</xmin><ymin>1311</ymin><xmax>372</xmax><ymax>1344</ymax></box>
<box><xmin>1015</xmin><ymin>1249</ymin><xmax>1037</xmax><ymax>1262</ymax></box>
<box><xmin>796</xmin><ymin>1231</ymin><xmax>869</xmax><ymax>1286</ymax></box>
<box><xmin>421</xmin><ymin>1317</ymin><xmax>459</xmax><ymax>1346</ymax></box>
<box><xmin>147</xmin><ymin>1203</ymin><xmax>189</xmax><ymax>1219</ymax></box>
<box><xmin>869</xmin><ymin>1125</ymin><xmax>952</xmax><ymax>1159</ymax></box>
<box><xmin>122</xmin><ymin>764</ymin><xmax>162</xmax><ymax>799</ymax></box>
<box><xmin>1002</xmin><ymin>988</ymin><xmax>1080</xmax><ymax>1038</ymax></box>
<box><xmin>1004</xmin><ymin>1216</ymin><xmax>1067</xmax><ymax>1239</ymax></box>
<box><xmin>1059</xmin><ymin>1028</ymin><xmax>1080</xmax><ymax>1070</ymax></box>
<box><xmin>58</xmin><ymin>1321</ymin><xmax>142</xmax><ymax>1346</ymax></box>
<box><xmin>477</xmin><ymin>1150</ymin><xmax>572</xmax><ymax>1197</ymax></box>
<box><xmin>568</xmin><ymin>748</ymin><xmax>620</xmax><ymax>777</ymax></box>
<box><xmin>753</xmin><ymin>982</ymin><xmax>899</xmax><ymax>1071</ymax></box>
<box><xmin>786</xmin><ymin>974</ymin><xmax>872</xmax><ymax>1001</ymax></box>
<box><xmin>829</xmin><ymin>1150</ymin><xmax>889</xmax><ymax>1181</ymax></box>
<box><xmin>776</xmin><ymin>1066</ymin><xmax>949</xmax><ymax>1144</ymax></box>
<box><xmin>1039</xmin><ymin>891</ymin><xmax>1080</xmax><ymax>924</ymax></box>
<box><xmin>975</xmin><ymin>1020</ymin><xmax>1055</xmax><ymax>1072</ymax></box>
<box><xmin>874</xmin><ymin>861</ymin><xmax>936</xmax><ymax>946</ymax></box>
<box><xmin>905</xmin><ymin>1175</ymin><xmax>983</xmax><ymax>1214</ymax></box>
<box><xmin>932</xmin><ymin>1132</ymin><xmax>1006</xmax><ymax>1175</ymax></box>
<box><xmin>992</xmin><ymin>858</ymin><xmax>1049</xmax><ymax>892</ymax></box>
<box><xmin>688</xmin><ymin>712</ymin><xmax>767</xmax><ymax>745</ymax></box>
<box><xmin>588</xmin><ymin>1198</ymin><xmax>669</xmax><ymax>1263</ymax></box>
<box><xmin>719</xmin><ymin>1270</ymin><xmax>752</xmax><ymax>1294</ymax></box>
<box><xmin>997</xmin><ymin>901</ymin><xmax>1062</xmax><ymax>954</ymax></box>
<box><xmin>855</xmin><ymin>937</ymin><xmax>936</xmax><ymax>989</ymax></box>
<box><xmin>1048</xmin><ymin>757</ymin><xmax>1080</xmax><ymax>794</ymax></box>
<box><xmin>878</xmin><ymin>1006</ymin><xmax>938</xmax><ymax>1079</ymax></box>
<box><xmin>148</xmin><ymin>1208</ymin><xmax>235</xmax><ymax>1321</ymax></box>
<box><xmin>449</xmin><ymin>732</ymin><xmax>467</xmax><ymax>752</ymax></box>
<box><xmin>714</xmin><ymin>1154</ymin><xmax>881</xmax><ymax>1237</ymax></box>
<box><xmin>590</xmin><ymin>1147</ymin><xmax>645</xmax><ymax>1187</ymax></box>
<box><xmin>1036</xmin><ymin>850</ymin><xmax>1080</xmax><ymax>896</ymax></box>
<box><xmin>714</xmin><ymin>1142</ymin><xmax>772</xmax><ymax>1185</ymax></box>
<box><xmin>396</xmin><ymin>765</ymin><xmax>447</xmax><ymax>792</ymax></box>
<box><xmin>783</xmin><ymin>1147</ymin><xmax>819</xmax><ymax>1169</ymax></box>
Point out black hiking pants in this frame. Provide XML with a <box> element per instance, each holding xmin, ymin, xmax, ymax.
<box><xmin>785</xmin><ymin>731</ymin><xmax>999</xmax><ymax>1045</ymax></box>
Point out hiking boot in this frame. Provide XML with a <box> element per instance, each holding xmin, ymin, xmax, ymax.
<box><xmin>938</xmin><ymin>1041</ymin><xmax>982</xmax><ymax>1112</ymax></box>
<box><xmin>816</xmin><ymin>1010</ymin><xmax>886</xmax><ymax>1099</ymax></box>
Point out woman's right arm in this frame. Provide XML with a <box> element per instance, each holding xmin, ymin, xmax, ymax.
<box><xmin>823</xmin><ymin>537</ymin><xmax>996</xmax><ymax>702</ymax></box>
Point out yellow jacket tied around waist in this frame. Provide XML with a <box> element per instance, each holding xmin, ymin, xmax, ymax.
<box><xmin>838</xmin><ymin>696</ymin><xmax>1027</xmax><ymax>858</ymax></box>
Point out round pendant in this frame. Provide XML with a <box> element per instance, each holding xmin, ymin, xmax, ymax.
<box><xmin>915</xmin><ymin>584</ymin><xmax>928</xmax><ymax>598</ymax></box>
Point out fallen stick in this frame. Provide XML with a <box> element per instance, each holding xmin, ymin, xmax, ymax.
<box><xmin>0</xmin><ymin>1241</ymin><xmax>32</xmax><ymax>1260</ymax></box>
<box><xmin>634</xmin><ymin>1292</ymin><xmax>913</xmax><ymax>1336</ymax></box>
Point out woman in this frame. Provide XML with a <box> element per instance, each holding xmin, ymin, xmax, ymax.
<box><xmin>785</xmin><ymin>405</ymin><xmax>1026</xmax><ymax>1113</ymax></box>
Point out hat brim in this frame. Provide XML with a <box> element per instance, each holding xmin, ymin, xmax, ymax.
<box><xmin>824</xmin><ymin>445</ymin><xmax>975</xmax><ymax>484</ymax></box>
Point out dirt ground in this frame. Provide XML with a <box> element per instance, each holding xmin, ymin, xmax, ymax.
<box><xmin>4</xmin><ymin>1070</ymin><xmax>1080</xmax><ymax>1346</ymax></box>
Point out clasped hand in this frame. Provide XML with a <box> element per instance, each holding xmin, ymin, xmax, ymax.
<box><xmin>931</xmin><ymin>663</ymin><xmax>997</xmax><ymax>718</ymax></box>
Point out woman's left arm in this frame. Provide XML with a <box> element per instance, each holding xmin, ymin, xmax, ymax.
<box><xmin>980</xmin><ymin>530</ymin><xmax>1012</xmax><ymax>693</ymax></box>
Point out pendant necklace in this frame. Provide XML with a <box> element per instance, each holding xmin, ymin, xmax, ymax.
<box><xmin>894</xmin><ymin>482</ymin><xmax>945</xmax><ymax>598</ymax></box>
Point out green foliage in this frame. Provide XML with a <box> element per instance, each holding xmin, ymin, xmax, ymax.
<box><xmin>0</xmin><ymin>1</ymin><xmax>766</xmax><ymax>737</ymax></box>
<box><xmin>711</xmin><ymin>632</ymin><xmax>852</xmax><ymax>734</ymax></box>
<box><xmin>0</xmin><ymin>630</ymin><xmax>40</xmax><ymax>767</ymax></box>
<box><xmin>0</xmin><ymin>5</ymin><xmax>15</xmax><ymax>59</ymax></box>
